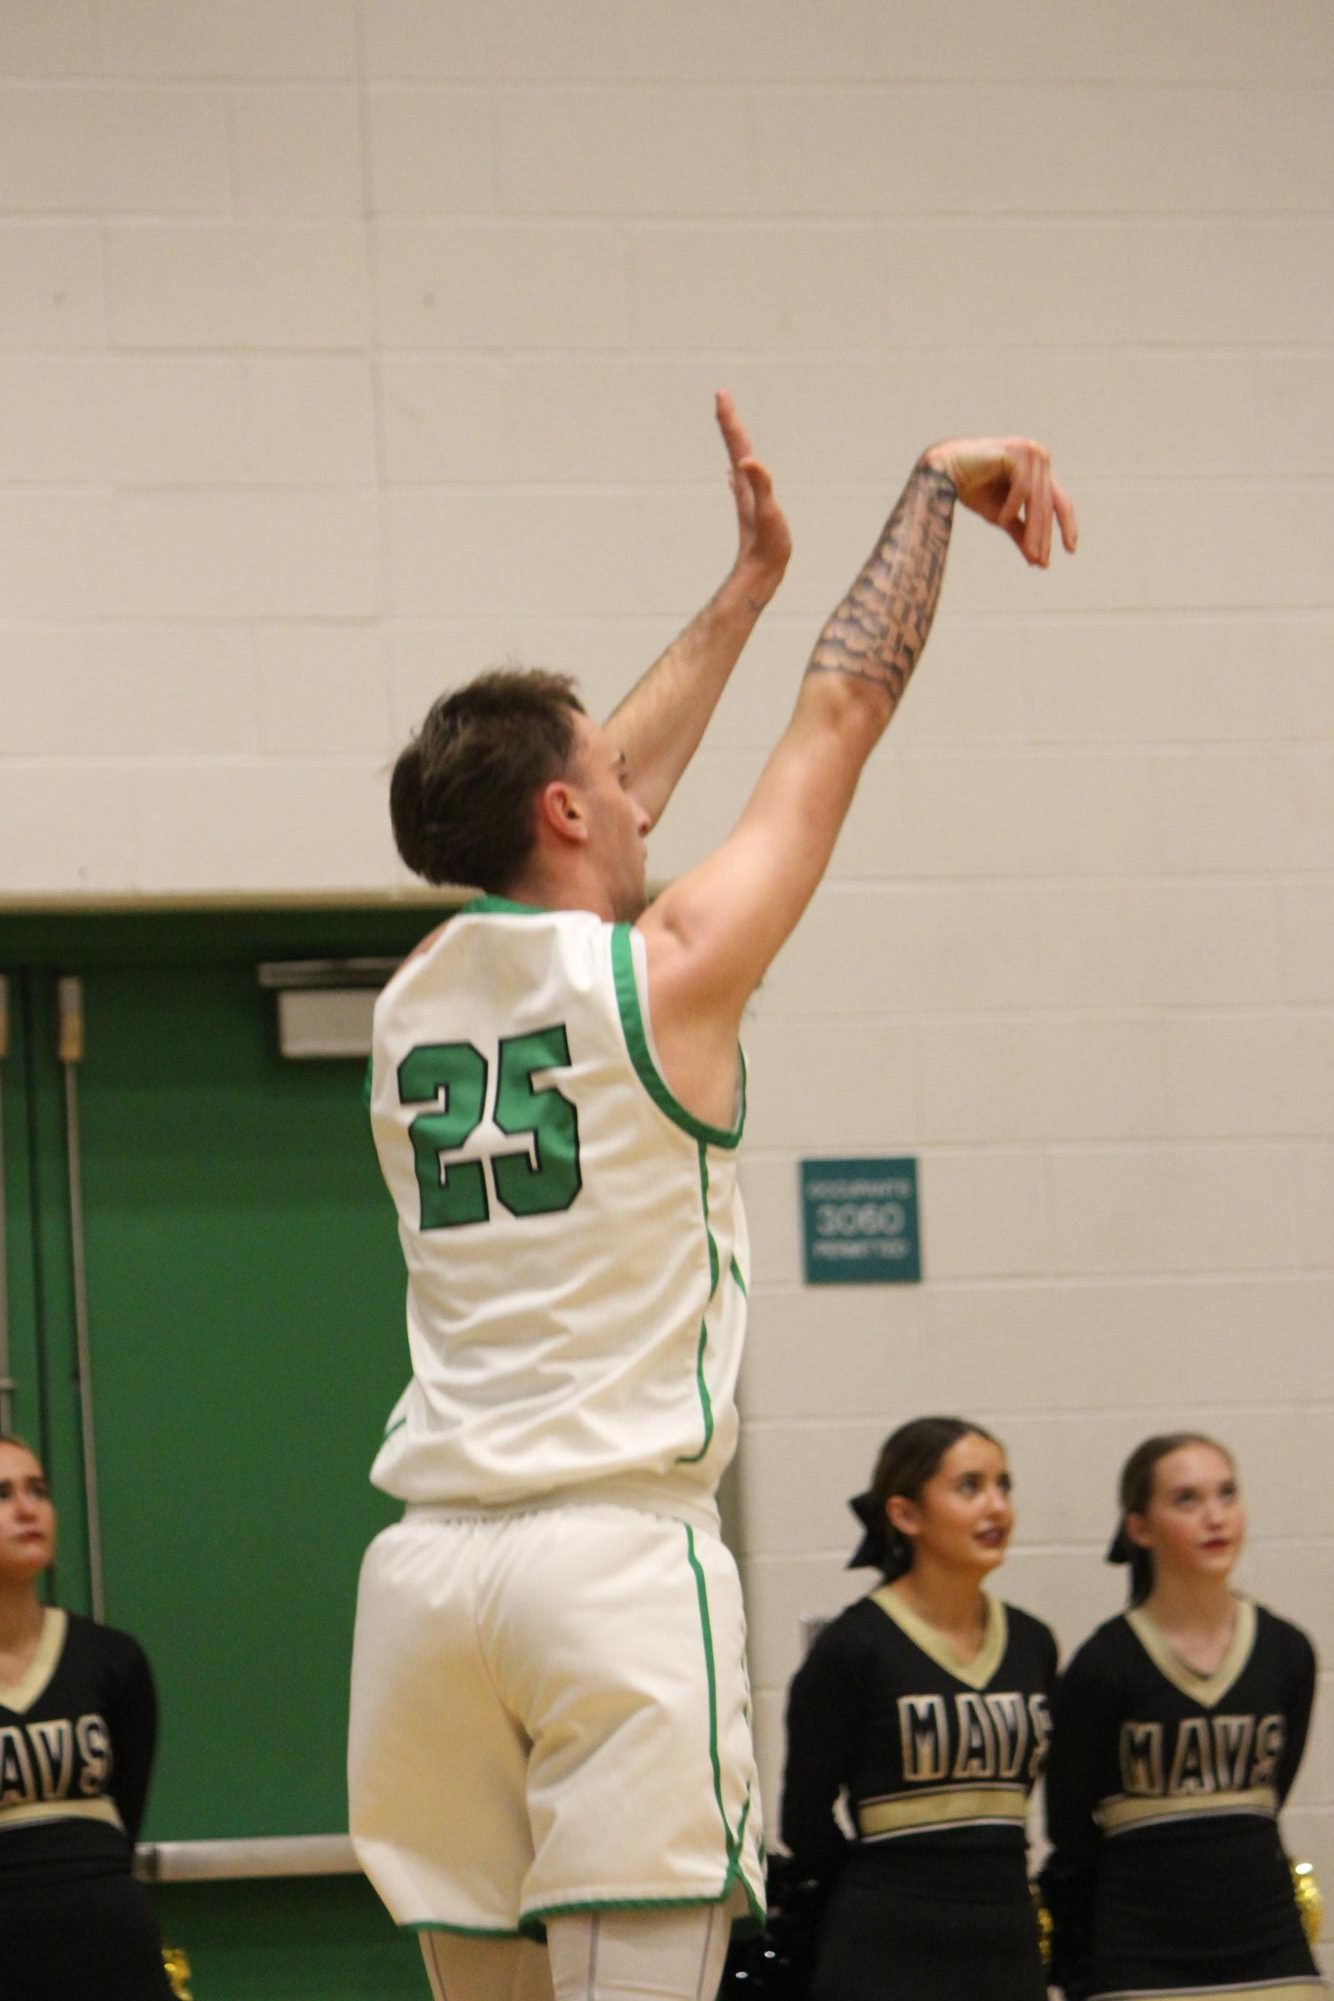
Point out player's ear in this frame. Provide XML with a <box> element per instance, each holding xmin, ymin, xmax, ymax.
<box><xmin>536</xmin><ymin>777</ymin><xmax>588</xmax><ymax>846</ymax></box>
<box><xmin>1122</xmin><ymin>1511</ymin><xmax>1153</xmax><ymax>1551</ymax></box>
<box><xmin>886</xmin><ymin>1494</ymin><xmax>919</xmax><ymax>1541</ymax></box>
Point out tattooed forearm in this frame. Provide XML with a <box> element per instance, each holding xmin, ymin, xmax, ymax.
<box><xmin>806</xmin><ymin>463</ymin><xmax>957</xmax><ymax>710</ymax></box>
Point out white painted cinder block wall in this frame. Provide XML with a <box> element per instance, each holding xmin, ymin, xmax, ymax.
<box><xmin>1</xmin><ymin>0</ymin><xmax>1330</xmax><ymax>1944</ymax></box>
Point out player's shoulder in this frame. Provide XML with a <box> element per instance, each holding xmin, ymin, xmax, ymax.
<box><xmin>794</xmin><ymin>1596</ymin><xmax>883</xmax><ymax>1678</ymax></box>
<box><xmin>409</xmin><ymin>896</ymin><xmax>606</xmax><ymax>955</ymax></box>
<box><xmin>374</xmin><ymin>907</ymin><xmax>458</xmax><ymax>1015</ymax></box>
<box><xmin>62</xmin><ymin>1610</ymin><xmax>151</xmax><ymax>1676</ymax></box>
<box><xmin>811</xmin><ymin>1595</ymin><xmax>878</xmax><ymax>1646</ymax></box>
<box><xmin>380</xmin><ymin>899</ymin><xmax>605</xmax><ymax>1006</ymax></box>
<box><xmin>1060</xmin><ymin>1612</ymin><xmax>1135</xmax><ymax>1683</ymax></box>
<box><xmin>1249</xmin><ymin>1600</ymin><xmax>1316</xmax><ymax>1670</ymax></box>
<box><xmin>1001</xmin><ymin>1601</ymin><xmax>1059</xmax><ymax>1662</ymax></box>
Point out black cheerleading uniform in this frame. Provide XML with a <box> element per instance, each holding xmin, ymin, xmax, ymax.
<box><xmin>782</xmin><ymin>1588</ymin><xmax>1057</xmax><ymax>2001</ymax></box>
<box><xmin>1042</xmin><ymin>1598</ymin><xmax>1324</xmax><ymax>2001</ymax></box>
<box><xmin>0</xmin><ymin>1607</ymin><xmax>173</xmax><ymax>2001</ymax></box>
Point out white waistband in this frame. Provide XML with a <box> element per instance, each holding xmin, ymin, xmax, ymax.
<box><xmin>403</xmin><ymin>1473</ymin><xmax>721</xmax><ymax>1537</ymax></box>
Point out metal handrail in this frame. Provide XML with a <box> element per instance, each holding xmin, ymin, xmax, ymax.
<box><xmin>136</xmin><ymin>1834</ymin><xmax>360</xmax><ymax>1883</ymax></box>
<box><xmin>57</xmin><ymin>976</ymin><xmax>104</xmax><ymax>1622</ymax></box>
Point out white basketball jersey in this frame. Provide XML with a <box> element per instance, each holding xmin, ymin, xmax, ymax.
<box><xmin>368</xmin><ymin>897</ymin><xmax>749</xmax><ymax>1512</ymax></box>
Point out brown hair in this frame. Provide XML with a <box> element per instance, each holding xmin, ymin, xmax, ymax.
<box><xmin>1113</xmin><ymin>1431</ymin><xmax>1235</xmax><ymax>1606</ymax></box>
<box><xmin>390</xmin><ymin>668</ymin><xmax>585</xmax><ymax>893</ymax></box>
<box><xmin>859</xmin><ymin>1415</ymin><xmax>1001</xmax><ymax>1579</ymax></box>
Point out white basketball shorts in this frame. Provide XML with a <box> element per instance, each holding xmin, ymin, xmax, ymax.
<box><xmin>348</xmin><ymin>1500</ymin><xmax>764</xmax><ymax>1941</ymax></box>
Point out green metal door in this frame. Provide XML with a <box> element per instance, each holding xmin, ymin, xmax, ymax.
<box><xmin>1</xmin><ymin>911</ymin><xmax>440</xmax><ymax>2000</ymax></box>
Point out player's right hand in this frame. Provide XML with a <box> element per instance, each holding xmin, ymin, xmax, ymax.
<box><xmin>717</xmin><ymin>388</ymin><xmax>792</xmax><ymax>605</ymax></box>
<box><xmin>920</xmin><ymin>436</ymin><xmax>1077</xmax><ymax>569</ymax></box>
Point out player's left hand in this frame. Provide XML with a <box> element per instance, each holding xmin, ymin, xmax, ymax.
<box><xmin>716</xmin><ymin>388</ymin><xmax>792</xmax><ymax>606</ymax></box>
<box><xmin>921</xmin><ymin>436</ymin><xmax>1077</xmax><ymax>569</ymax></box>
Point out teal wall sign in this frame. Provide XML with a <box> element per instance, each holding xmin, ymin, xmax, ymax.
<box><xmin>800</xmin><ymin>1157</ymin><xmax>921</xmax><ymax>1284</ymax></box>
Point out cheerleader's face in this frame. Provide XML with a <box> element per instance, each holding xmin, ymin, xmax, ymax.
<box><xmin>1127</xmin><ymin>1442</ymin><xmax>1243</xmax><ymax>1582</ymax></box>
<box><xmin>0</xmin><ymin>1441</ymin><xmax>56</xmax><ymax>1584</ymax></box>
<box><xmin>890</xmin><ymin>1433</ymin><xmax>1014</xmax><ymax>1576</ymax></box>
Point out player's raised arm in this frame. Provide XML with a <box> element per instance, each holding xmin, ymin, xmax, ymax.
<box><xmin>640</xmin><ymin>437</ymin><xmax>1075</xmax><ymax>1113</ymax></box>
<box><xmin>605</xmin><ymin>391</ymin><xmax>791</xmax><ymax>828</ymax></box>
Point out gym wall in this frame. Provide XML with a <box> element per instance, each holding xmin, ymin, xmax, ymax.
<box><xmin>1</xmin><ymin>0</ymin><xmax>1330</xmax><ymax>1984</ymax></box>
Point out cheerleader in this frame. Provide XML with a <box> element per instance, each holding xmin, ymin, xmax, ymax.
<box><xmin>0</xmin><ymin>1433</ymin><xmax>173</xmax><ymax>2001</ymax></box>
<box><xmin>1042</xmin><ymin>1430</ymin><xmax>1324</xmax><ymax>2001</ymax></box>
<box><xmin>781</xmin><ymin>1415</ymin><xmax>1056</xmax><ymax>2001</ymax></box>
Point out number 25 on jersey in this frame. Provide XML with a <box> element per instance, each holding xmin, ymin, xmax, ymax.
<box><xmin>397</xmin><ymin>1026</ymin><xmax>582</xmax><ymax>1230</ymax></box>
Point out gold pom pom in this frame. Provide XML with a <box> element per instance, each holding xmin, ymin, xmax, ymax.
<box><xmin>1030</xmin><ymin>1880</ymin><xmax>1053</xmax><ymax>1966</ymax></box>
<box><xmin>161</xmin><ymin>1943</ymin><xmax>194</xmax><ymax>2000</ymax></box>
<box><xmin>1292</xmin><ymin>1860</ymin><xmax>1324</xmax><ymax>1950</ymax></box>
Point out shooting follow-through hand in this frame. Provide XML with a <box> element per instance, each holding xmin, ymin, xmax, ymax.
<box><xmin>716</xmin><ymin>389</ymin><xmax>792</xmax><ymax>607</ymax></box>
<box><xmin>921</xmin><ymin>436</ymin><xmax>1078</xmax><ymax>569</ymax></box>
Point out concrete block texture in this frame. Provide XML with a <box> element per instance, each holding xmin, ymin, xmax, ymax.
<box><xmin>99</xmin><ymin>0</ymin><xmax>358</xmax><ymax>79</ymax></box>
<box><xmin>0</xmin><ymin>3</ymin><xmax>96</xmax><ymax>78</ymax></box>
<box><xmin>1</xmin><ymin>0</ymin><xmax>1329</xmax><ymax>1871</ymax></box>
<box><xmin>107</xmin><ymin>222</ymin><xmax>370</xmax><ymax>347</ymax></box>
<box><xmin>230</xmin><ymin>87</ymin><xmax>364</xmax><ymax>216</ymax></box>
<box><xmin>746</xmin><ymin>85</ymin><xmax>1332</xmax><ymax>216</ymax></box>
<box><xmin>365</xmin><ymin>87</ymin><xmax>496</xmax><ymax>214</ymax></box>
<box><xmin>357</xmin><ymin>0</ymin><xmax>1334</xmax><ymax>85</ymax></box>
<box><xmin>1</xmin><ymin>626</ymin><xmax>260</xmax><ymax>756</ymax></box>
<box><xmin>374</xmin><ymin>222</ymin><xmax>633</xmax><ymax>347</ymax></box>
<box><xmin>0</xmin><ymin>86</ymin><xmax>231</xmax><ymax>211</ymax></box>
<box><xmin>0</xmin><ymin>223</ymin><xmax>107</xmax><ymax>347</ymax></box>
<box><xmin>0</xmin><ymin>357</ymin><xmax>244</xmax><ymax>483</ymax></box>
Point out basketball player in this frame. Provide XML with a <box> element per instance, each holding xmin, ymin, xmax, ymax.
<box><xmin>348</xmin><ymin>395</ymin><xmax>1077</xmax><ymax>2001</ymax></box>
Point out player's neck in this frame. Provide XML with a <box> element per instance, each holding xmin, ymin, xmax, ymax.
<box><xmin>1140</xmin><ymin>1572</ymin><xmax>1237</xmax><ymax>1639</ymax></box>
<box><xmin>0</xmin><ymin>1577</ymin><xmax>45</xmax><ymax>1657</ymax></box>
<box><xmin>504</xmin><ymin>853</ymin><xmax>614</xmax><ymax>922</ymax></box>
<box><xmin>889</xmin><ymin>1562</ymin><xmax>989</xmax><ymax>1657</ymax></box>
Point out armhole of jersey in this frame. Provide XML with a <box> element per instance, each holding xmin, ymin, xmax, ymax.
<box><xmin>611</xmin><ymin>925</ymin><xmax>744</xmax><ymax>1151</ymax></box>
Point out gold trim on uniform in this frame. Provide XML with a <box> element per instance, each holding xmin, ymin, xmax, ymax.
<box><xmin>871</xmin><ymin>1587</ymin><xmax>1008</xmax><ymax>1690</ymax></box>
<box><xmin>1126</xmin><ymin>1599</ymin><xmax>1257</xmax><ymax>1708</ymax></box>
<box><xmin>857</xmin><ymin>1782</ymin><xmax>1029</xmax><ymax>1839</ymax></box>
<box><xmin>1098</xmin><ymin>1785</ymin><xmax>1278</xmax><ymax>1836</ymax></box>
<box><xmin>0</xmin><ymin>1795</ymin><xmax>125</xmax><ymax>1835</ymax></box>
<box><xmin>0</xmin><ymin>1606</ymin><xmax>67</xmax><ymax>1714</ymax></box>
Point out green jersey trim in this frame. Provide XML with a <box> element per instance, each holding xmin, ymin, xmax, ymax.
<box><xmin>677</xmin><ymin>1322</ymin><xmax>715</xmax><ymax>1467</ymax></box>
<box><xmin>677</xmin><ymin>1144</ymin><xmax>718</xmax><ymax>1466</ymax></box>
<box><xmin>381</xmin><ymin>1414</ymin><xmax>407</xmax><ymax>1444</ymax></box>
<box><xmin>459</xmin><ymin>895</ymin><xmax>549</xmax><ymax>917</ymax></box>
<box><xmin>610</xmin><ymin>925</ymin><xmax>744</xmax><ymax>1150</ymax></box>
<box><xmin>405</xmin><ymin>1920</ymin><xmax>524</xmax><ymax>1939</ymax></box>
<box><xmin>684</xmin><ymin>1524</ymin><xmax>738</xmax><ymax>1867</ymax></box>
